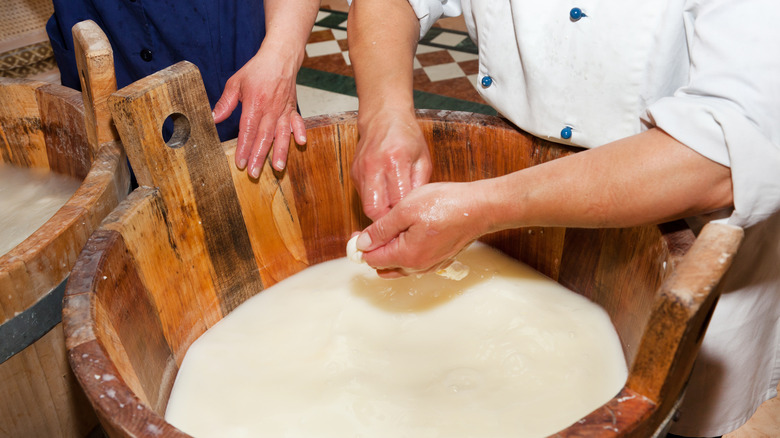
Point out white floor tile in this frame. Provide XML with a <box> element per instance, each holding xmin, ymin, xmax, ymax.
<box><xmin>415</xmin><ymin>44</ymin><xmax>441</xmax><ymax>55</ymax></box>
<box><xmin>468</xmin><ymin>74</ymin><xmax>480</xmax><ymax>90</ymax></box>
<box><xmin>423</xmin><ymin>62</ymin><xmax>465</xmax><ymax>82</ymax></box>
<box><xmin>430</xmin><ymin>32</ymin><xmax>468</xmax><ymax>47</ymax></box>
<box><xmin>331</xmin><ymin>29</ymin><xmax>347</xmax><ymax>40</ymax></box>
<box><xmin>449</xmin><ymin>50</ymin><xmax>478</xmax><ymax>62</ymax></box>
<box><xmin>305</xmin><ymin>40</ymin><xmax>342</xmax><ymax>58</ymax></box>
<box><xmin>297</xmin><ymin>85</ymin><xmax>359</xmax><ymax>118</ymax></box>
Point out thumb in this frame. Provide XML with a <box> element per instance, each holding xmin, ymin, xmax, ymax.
<box><xmin>213</xmin><ymin>82</ymin><xmax>240</xmax><ymax>123</ymax></box>
<box><xmin>356</xmin><ymin>209</ymin><xmax>408</xmax><ymax>252</ymax></box>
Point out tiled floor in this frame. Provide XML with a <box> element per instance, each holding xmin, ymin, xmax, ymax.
<box><xmin>297</xmin><ymin>6</ymin><xmax>495</xmax><ymax>118</ymax></box>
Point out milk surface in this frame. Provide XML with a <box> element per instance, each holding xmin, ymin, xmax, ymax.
<box><xmin>0</xmin><ymin>164</ymin><xmax>81</xmax><ymax>256</ymax></box>
<box><xmin>166</xmin><ymin>243</ymin><xmax>627</xmax><ymax>438</ymax></box>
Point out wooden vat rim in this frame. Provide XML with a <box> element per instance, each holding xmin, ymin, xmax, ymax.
<box><xmin>0</xmin><ymin>141</ymin><xmax>124</xmax><ymax>266</ymax></box>
<box><xmin>61</xmin><ymin>188</ymin><xmax>699</xmax><ymax>438</ymax></box>
<box><xmin>63</xmin><ymin>108</ymin><xmax>742</xmax><ymax>437</ymax></box>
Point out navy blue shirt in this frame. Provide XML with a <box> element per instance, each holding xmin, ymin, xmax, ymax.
<box><xmin>47</xmin><ymin>0</ymin><xmax>266</xmax><ymax>141</ymax></box>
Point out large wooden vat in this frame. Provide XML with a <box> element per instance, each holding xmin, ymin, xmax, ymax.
<box><xmin>0</xmin><ymin>22</ymin><xmax>129</xmax><ymax>437</ymax></box>
<box><xmin>64</xmin><ymin>62</ymin><xmax>742</xmax><ymax>437</ymax></box>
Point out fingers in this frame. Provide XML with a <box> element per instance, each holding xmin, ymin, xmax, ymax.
<box><xmin>213</xmin><ymin>80</ymin><xmax>240</xmax><ymax>124</ymax></box>
<box><xmin>219</xmin><ymin>57</ymin><xmax>304</xmax><ymax>176</ymax></box>
<box><xmin>356</xmin><ymin>211</ymin><xmax>410</xmax><ymax>266</ymax></box>
<box><xmin>236</xmin><ymin>99</ymin><xmax>304</xmax><ymax>177</ymax></box>
<box><xmin>358</xmin><ymin>171</ymin><xmax>391</xmax><ymax>220</ymax></box>
<box><xmin>270</xmin><ymin>116</ymin><xmax>292</xmax><ymax>172</ymax></box>
<box><xmin>385</xmin><ymin>159</ymin><xmax>415</xmax><ymax>210</ymax></box>
<box><xmin>411</xmin><ymin>157</ymin><xmax>432</xmax><ymax>190</ymax></box>
<box><xmin>291</xmin><ymin>112</ymin><xmax>307</xmax><ymax>145</ymax></box>
<box><xmin>361</xmin><ymin>230</ymin><xmax>437</xmax><ymax>275</ymax></box>
<box><xmin>234</xmin><ymin>103</ymin><xmax>260</xmax><ymax>171</ymax></box>
<box><xmin>246</xmin><ymin>115</ymin><xmax>277</xmax><ymax>179</ymax></box>
<box><xmin>354</xmin><ymin>182</ymin><xmax>481</xmax><ymax>277</ymax></box>
<box><xmin>271</xmin><ymin>110</ymin><xmax>306</xmax><ymax>172</ymax></box>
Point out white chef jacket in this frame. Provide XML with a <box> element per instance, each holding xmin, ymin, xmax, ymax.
<box><xmin>399</xmin><ymin>0</ymin><xmax>780</xmax><ymax>436</ymax></box>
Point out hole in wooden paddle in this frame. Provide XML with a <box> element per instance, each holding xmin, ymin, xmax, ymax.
<box><xmin>163</xmin><ymin>113</ymin><xmax>191</xmax><ymax>149</ymax></box>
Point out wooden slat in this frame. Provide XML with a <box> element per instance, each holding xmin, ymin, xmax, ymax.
<box><xmin>95</xmin><ymin>232</ymin><xmax>177</xmax><ymax>413</ymax></box>
<box><xmin>224</xmin><ymin>139</ymin><xmax>310</xmax><ymax>286</ymax></box>
<box><xmin>108</xmin><ymin>61</ymin><xmax>263</xmax><ymax>316</ymax></box>
<box><xmin>37</xmin><ymin>83</ymin><xmax>92</xmax><ymax>179</ymax></box>
<box><xmin>0</xmin><ymin>78</ymin><xmax>49</xmax><ymax>168</ymax></box>
<box><xmin>593</xmin><ymin>227</ymin><xmax>668</xmax><ymax>365</ymax></box>
<box><xmin>628</xmin><ymin>223</ymin><xmax>744</xmax><ymax>403</ymax></box>
<box><xmin>287</xmin><ymin>113</ymin><xmax>362</xmax><ymax>265</ymax></box>
<box><xmin>0</xmin><ymin>324</ymin><xmax>96</xmax><ymax>437</ymax></box>
<box><xmin>73</xmin><ymin>20</ymin><xmax>120</xmax><ymax>153</ymax></box>
<box><xmin>99</xmin><ymin>189</ymin><xmax>215</xmax><ymax>363</ymax></box>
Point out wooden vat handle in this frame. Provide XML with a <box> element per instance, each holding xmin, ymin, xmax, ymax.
<box><xmin>73</xmin><ymin>20</ymin><xmax>120</xmax><ymax>153</ymax></box>
<box><xmin>622</xmin><ymin>222</ymin><xmax>743</xmax><ymax>433</ymax></box>
<box><xmin>107</xmin><ymin>62</ymin><xmax>262</xmax><ymax>314</ymax></box>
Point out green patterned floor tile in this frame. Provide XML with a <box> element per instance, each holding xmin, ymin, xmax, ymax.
<box><xmin>297</xmin><ymin>67</ymin><xmax>496</xmax><ymax>116</ymax></box>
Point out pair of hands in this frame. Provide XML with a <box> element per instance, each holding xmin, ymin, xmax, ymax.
<box><xmin>351</xmin><ymin>110</ymin><xmax>485</xmax><ymax>278</ymax></box>
<box><xmin>212</xmin><ymin>44</ymin><xmax>307</xmax><ymax>179</ymax></box>
<box><xmin>213</xmin><ymin>38</ymin><xmax>482</xmax><ymax>277</ymax></box>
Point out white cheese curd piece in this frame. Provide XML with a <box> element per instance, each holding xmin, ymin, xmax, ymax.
<box><xmin>346</xmin><ymin>234</ymin><xmax>364</xmax><ymax>263</ymax></box>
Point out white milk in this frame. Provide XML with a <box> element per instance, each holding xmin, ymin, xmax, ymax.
<box><xmin>0</xmin><ymin>164</ymin><xmax>81</xmax><ymax>256</ymax></box>
<box><xmin>166</xmin><ymin>243</ymin><xmax>627</xmax><ymax>438</ymax></box>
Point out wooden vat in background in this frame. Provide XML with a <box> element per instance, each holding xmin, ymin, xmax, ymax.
<box><xmin>64</xmin><ymin>61</ymin><xmax>742</xmax><ymax>437</ymax></box>
<box><xmin>0</xmin><ymin>21</ymin><xmax>129</xmax><ymax>437</ymax></box>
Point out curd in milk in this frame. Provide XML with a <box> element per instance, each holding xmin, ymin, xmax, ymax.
<box><xmin>166</xmin><ymin>243</ymin><xmax>628</xmax><ymax>438</ymax></box>
<box><xmin>0</xmin><ymin>164</ymin><xmax>81</xmax><ymax>256</ymax></box>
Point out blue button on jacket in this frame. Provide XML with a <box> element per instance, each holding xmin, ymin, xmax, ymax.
<box><xmin>46</xmin><ymin>0</ymin><xmax>266</xmax><ymax>141</ymax></box>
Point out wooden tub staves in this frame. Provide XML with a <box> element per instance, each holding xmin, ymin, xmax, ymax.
<box><xmin>0</xmin><ymin>21</ymin><xmax>130</xmax><ymax>437</ymax></box>
<box><xmin>64</xmin><ymin>61</ymin><xmax>743</xmax><ymax>438</ymax></box>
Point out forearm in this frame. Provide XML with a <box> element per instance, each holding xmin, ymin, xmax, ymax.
<box><xmin>481</xmin><ymin>128</ymin><xmax>733</xmax><ymax>230</ymax></box>
<box><xmin>347</xmin><ymin>0</ymin><xmax>420</xmax><ymax>126</ymax></box>
<box><xmin>262</xmin><ymin>0</ymin><xmax>321</xmax><ymax>71</ymax></box>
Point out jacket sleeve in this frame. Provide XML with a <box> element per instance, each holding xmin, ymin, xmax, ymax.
<box><xmin>407</xmin><ymin>0</ymin><xmax>462</xmax><ymax>38</ymax></box>
<box><xmin>644</xmin><ymin>0</ymin><xmax>780</xmax><ymax>227</ymax></box>
<box><xmin>346</xmin><ymin>0</ymin><xmax>462</xmax><ymax>38</ymax></box>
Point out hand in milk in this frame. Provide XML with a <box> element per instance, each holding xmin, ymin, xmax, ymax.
<box><xmin>347</xmin><ymin>234</ymin><xmax>468</xmax><ymax>280</ymax></box>
<box><xmin>347</xmin><ymin>234</ymin><xmax>469</xmax><ymax>281</ymax></box>
<box><xmin>346</xmin><ymin>181</ymin><xmax>485</xmax><ymax>279</ymax></box>
<box><xmin>350</xmin><ymin>108</ymin><xmax>432</xmax><ymax>221</ymax></box>
<box><xmin>213</xmin><ymin>45</ymin><xmax>307</xmax><ymax>178</ymax></box>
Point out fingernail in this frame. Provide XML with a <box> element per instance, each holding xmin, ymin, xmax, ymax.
<box><xmin>275</xmin><ymin>159</ymin><xmax>285</xmax><ymax>170</ymax></box>
<box><xmin>356</xmin><ymin>232</ymin><xmax>372</xmax><ymax>250</ymax></box>
<box><xmin>238</xmin><ymin>159</ymin><xmax>247</xmax><ymax>169</ymax></box>
<box><xmin>251</xmin><ymin>167</ymin><xmax>260</xmax><ymax>179</ymax></box>
<box><xmin>212</xmin><ymin>111</ymin><xmax>216</xmax><ymax>120</ymax></box>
